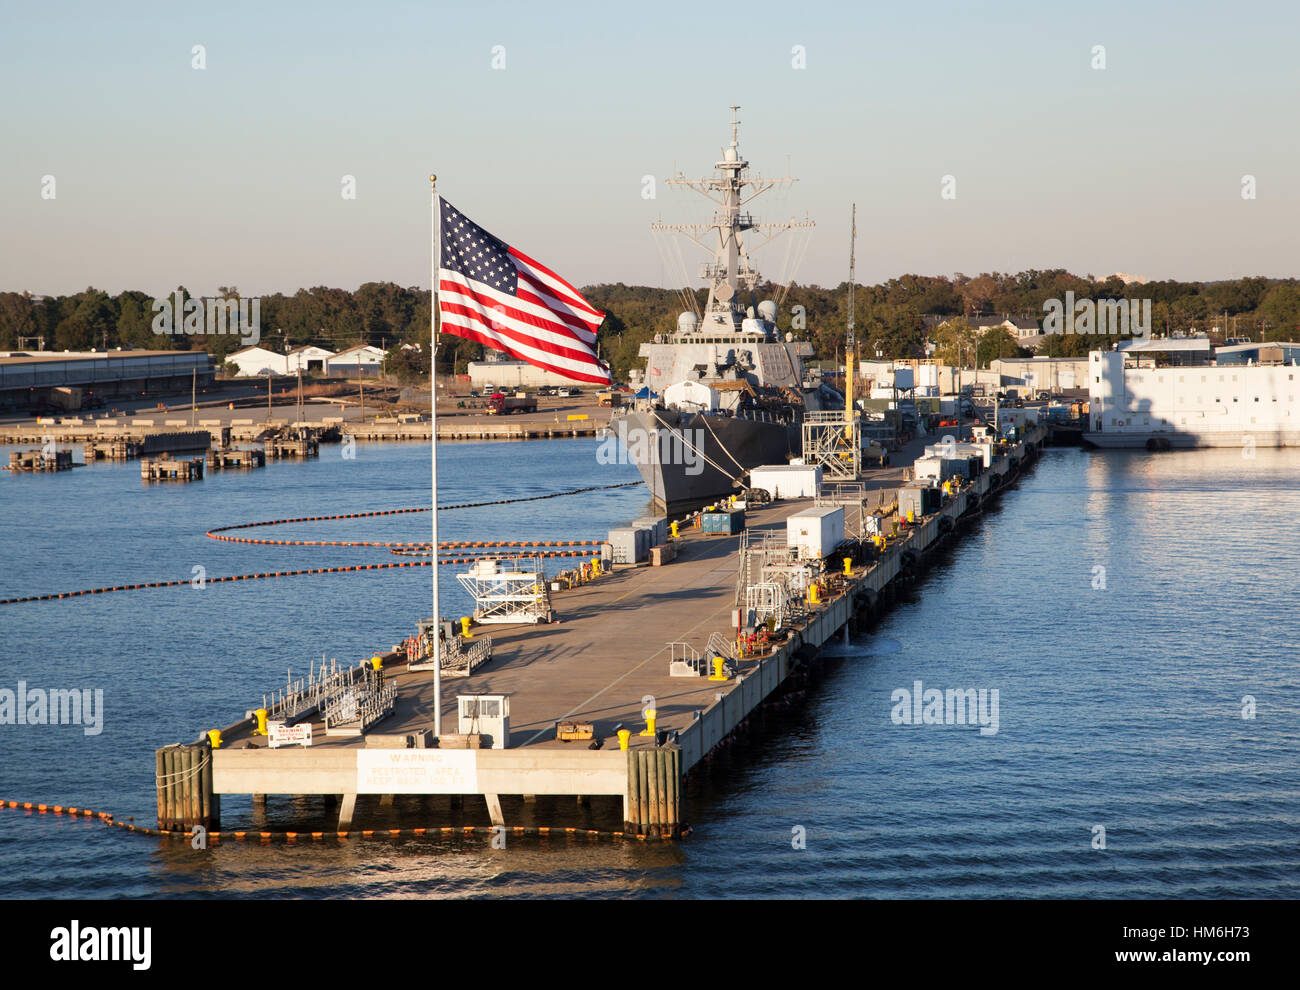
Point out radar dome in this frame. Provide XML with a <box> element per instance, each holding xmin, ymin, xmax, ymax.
<box><xmin>677</xmin><ymin>311</ymin><xmax>699</xmax><ymax>334</ymax></box>
<box><xmin>757</xmin><ymin>300</ymin><xmax>777</xmax><ymax>322</ymax></box>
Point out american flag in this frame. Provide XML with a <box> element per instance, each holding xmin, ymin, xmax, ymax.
<box><xmin>436</xmin><ymin>197</ymin><xmax>610</xmax><ymax>385</ymax></box>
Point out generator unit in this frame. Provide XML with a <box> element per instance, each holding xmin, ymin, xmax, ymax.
<box><xmin>899</xmin><ymin>481</ymin><xmax>942</xmax><ymax>518</ymax></box>
<box><xmin>632</xmin><ymin>516</ymin><xmax>668</xmax><ymax>547</ymax></box>
<box><xmin>607</xmin><ymin>526</ymin><xmax>652</xmax><ymax>564</ymax></box>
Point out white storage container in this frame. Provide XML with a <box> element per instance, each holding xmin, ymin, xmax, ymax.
<box><xmin>749</xmin><ymin>464</ymin><xmax>822</xmax><ymax>500</ymax></box>
<box><xmin>786</xmin><ymin>506</ymin><xmax>845</xmax><ymax>561</ymax></box>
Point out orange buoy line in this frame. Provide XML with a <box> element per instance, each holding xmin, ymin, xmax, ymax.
<box><xmin>0</xmin><ymin>800</ymin><xmax>670</xmax><ymax>842</ymax></box>
<box><xmin>203</xmin><ymin>482</ymin><xmax>639</xmax><ymax>545</ymax></box>
<box><xmin>1</xmin><ymin>483</ymin><xmax>629</xmax><ymax>605</ymax></box>
<box><xmin>0</xmin><ymin>550</ymin><xmax>607</xmax><ymax>605</ymax></box>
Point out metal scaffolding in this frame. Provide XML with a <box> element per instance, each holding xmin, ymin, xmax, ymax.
<box><xmin>816</xmin><ymin>482</ymin><xmax>887</xmax><ymax>541</ymax></box>
<box><xmin>801</xmin><ymin>410</ymin><xmax>860</xmax><ymax>480</ymax></box>
<box><xmin>456</xmin><ymin>557</ymin><xmax>554</xmax><ymax>624</ymax></box>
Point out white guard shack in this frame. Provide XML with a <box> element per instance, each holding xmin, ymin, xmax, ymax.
<box><xmin>786</xmin><ymin>505</ymin><xmax>845</xmax><ymax>561</ymax></box>
<box><xmin>749</xmin><ymin>464</ymin><xmax>822</xmax><ymax>499</ymax></box>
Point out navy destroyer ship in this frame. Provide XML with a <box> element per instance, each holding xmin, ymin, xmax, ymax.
<box><xmin>612</xmin><ymin>109</ymin><xmax>832</xmax><ymax>512</ymax></box>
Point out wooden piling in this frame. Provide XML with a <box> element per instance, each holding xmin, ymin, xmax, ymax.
<box><xmin>625</xmin><ymin>750</ymin><xmax>640</xmax><ymax>831</ymax></box>
<box><xmin>155</xmin><ymin>742</ymin><xmax>218</xmax><ymax>831</ymax></box>
<box><xmin>624</xmin><ymin>746</ymin><xmax>682</xmax><ymax>838</ymax></box>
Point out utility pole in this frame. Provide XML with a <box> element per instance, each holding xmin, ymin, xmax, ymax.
<box><xmin>267</xmin><ymin>370</ymin><xmax>272</xmax><ymax>424</ymax></box>
<box><xmin>190</xmin><ymin>367</ymin><xmax>196</xmax><ymax>427</ymax></box>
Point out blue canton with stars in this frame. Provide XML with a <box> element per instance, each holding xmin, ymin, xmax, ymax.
<box><xmin>439</xmin><ymin>198</ymin><xmax>518</xmax><ymax>295</ymax></box>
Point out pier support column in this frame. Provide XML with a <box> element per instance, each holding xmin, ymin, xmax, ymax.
<box><xmin>337</xmin><ymin>793</ymin><xmax>357</xmax><ymax>831</ymax></box>
<box><xmin>484</xmin><ymin>794</ymin><xmax>505</xmax><ymax>827</ymax></box>
<box><xmin>842</xmin><ymin>624</ymin><xmax>850</xmax><ymax>645</ymax></box>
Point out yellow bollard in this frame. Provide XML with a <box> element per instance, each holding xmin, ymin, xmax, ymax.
<box><xmin>207</xmin><ymin>729</ymin><xmax>223</xmax><ymax>749</ymax></box>
<box><xmin>460</xmin><ymin>616</ymin><xmax>473</xmax><ymax>639</ymax></box>
<box><xmin>708</xmin><ymin>657</ymin><xmax>728</xmax><ymax>682</ymax></box>
<box><xmin>906</xmin><ymin>509</ymin><xmax>915</xmax><ymax>523</ymax></box>
<box><xmin>592</xmin><ymin>556</ymin><xmax>601</xmax><ymax>577</ymax></box>
<box><xmin>808</xmin><ymin>582</ymin><xmax>820</xmax><ymax>605</ymax></box>
<box><xmin>670</xmin><ymin>520</ymin><xmax>679</xmax><ymax>538</ymax></box>
<box><xmin>370</xmin><ymin>655</ymin><xmax>383</xmax><ymax>672</ymax></box>
<box><xmin>843</xmin><ymin>556</ymin><xmax>853</xmax><ymax>576</ymax></box>
<box><xmin>639</xmin><ymin>708</ymin><xmax>657</xmax><ymax>737</ymax></box>
<box><xmin>253</xmin><ymin>708</ymin><xmax>268</xmax><ymax>736</ymax></box>
<box><xmin>618</xmin><ymin>728</ymin><xmax>631</xmax><ymax>750</ymax></box>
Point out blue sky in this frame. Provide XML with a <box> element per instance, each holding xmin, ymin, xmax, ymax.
<box><xmin>2</xmin><ymin>0</ymin><xmax>1297</xmax><ymax>297</ymax></box>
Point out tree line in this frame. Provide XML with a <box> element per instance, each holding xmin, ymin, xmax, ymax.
<box><xmin>3</xmin><ymin>271</ymin><xmax>1297</xmax><ymax>383</ymax></box>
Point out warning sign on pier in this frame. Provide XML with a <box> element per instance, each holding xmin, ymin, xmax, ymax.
<box><xmin>356</xmin><ymin>750</ymin><xmax>478</xmax><ymax>794</ymax></box>
<box><xmin>268</xmin><ymin>722</ymin><xmax>313</xmax><ymax>749</ymax></box>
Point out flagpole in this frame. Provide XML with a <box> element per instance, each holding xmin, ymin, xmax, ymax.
<box><xmin>430</xmin><ymin>174</ymin><xmax>442</xmax><ymax>738</ymax></box>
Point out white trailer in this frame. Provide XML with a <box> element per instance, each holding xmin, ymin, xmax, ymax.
<box><xmin>786</xmin><ymin>506</ymin><xmax>845</xmax><ymax>561</ymax></box>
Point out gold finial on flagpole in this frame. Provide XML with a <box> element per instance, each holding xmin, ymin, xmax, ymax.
<box><xmin>430</xmin><ymin>173</ymin><xmax>437</xmax><ymax>188</ymax></box>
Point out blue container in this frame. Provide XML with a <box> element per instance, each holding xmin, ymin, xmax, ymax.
<box><xmin>700</xmin><ymin>509</ymin><xmax>745</xmax><ymax>535</ymax></box>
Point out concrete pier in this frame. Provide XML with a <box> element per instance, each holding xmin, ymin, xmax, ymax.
<box><xmin>157</xmin><ymin>426</ymin><xmax>1046</xmax><ymax>838</ymax></box>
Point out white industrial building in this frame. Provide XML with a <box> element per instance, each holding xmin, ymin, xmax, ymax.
<box><xmin>286</xmin><ymin>345</ymin><xmax>334</xmax><ymax>374</ymax></box>
<box><xmin>989</xmin><ymin>357</ymin><xmax>1090</xmax><ymax>392</ymax></box>
<box><xmin>226</xmin><ymin>346</ymin><xmax>289</xmax><ymax>377</ymax></box>
<box><xmin>326</xmin><ymin>345</ymin><xmax>386</xmax><ymax>377</ymax></box>
<box><xmin>467</xmin><ymin>352</ymin><xmax>596</xmax><ymax>389</ymax></box>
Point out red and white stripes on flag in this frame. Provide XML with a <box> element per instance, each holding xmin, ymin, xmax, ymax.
<box><xmin>436</xmin><ymin>195</ymin><xmax>610</xmax><ymax>385</ymax></box>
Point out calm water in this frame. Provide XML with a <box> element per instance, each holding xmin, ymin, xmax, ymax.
<box><xmin>1</xmin><ymin>439</ymin><xmax>1297</xmax><ymax>898</ymax></box>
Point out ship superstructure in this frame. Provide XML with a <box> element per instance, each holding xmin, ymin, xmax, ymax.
<box><xmin>613</xmin><ymin>109</ymin><xmax>830</xmax><ymax>511</ymax></box>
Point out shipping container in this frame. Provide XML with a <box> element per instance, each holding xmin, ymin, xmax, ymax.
<box><xmin>786</xmin><ymin>506</ymin><xmax>845</xmax><ymax>560</ymax></box>
<box><xmin>748</xmin><ymin>464</ymin><xmax>822</xmax><ymax>499</ymax></box>
<box><xmin>700</xmin><ymin>509</ymin><xmax>746</xmax><ymax>535</ymax></box>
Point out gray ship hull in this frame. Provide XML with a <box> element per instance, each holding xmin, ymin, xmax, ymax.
<box><xmin>612</xmin><ymin>408</ymin><xmax>798</xmax><ymax>513</ymax></box>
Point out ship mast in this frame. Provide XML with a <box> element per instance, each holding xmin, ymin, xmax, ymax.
<box><xmin>652</xmin><ymin>106</ymin><xmax>814</xmax><ymax>334</ymax></box>
<box><xmin>846</xmin><ymin>203</ymin><xmax>857</xmax><ymax>446</ymax></box>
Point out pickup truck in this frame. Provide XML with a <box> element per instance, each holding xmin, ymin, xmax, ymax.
<box><xmin>486</xmin><ymin>392</ymin><xmax>538</xmax><ymax>415</ymax></box>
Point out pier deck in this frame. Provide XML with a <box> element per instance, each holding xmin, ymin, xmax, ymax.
<box><xmin>168</xmin><ymin>426</ymin><xmax>1047</xmax><ymax>837</ymax></box>
<box><xmin>221</xmin><ymin>498</ymin><xmax>857</xmax><ymax>756</ymax></box>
